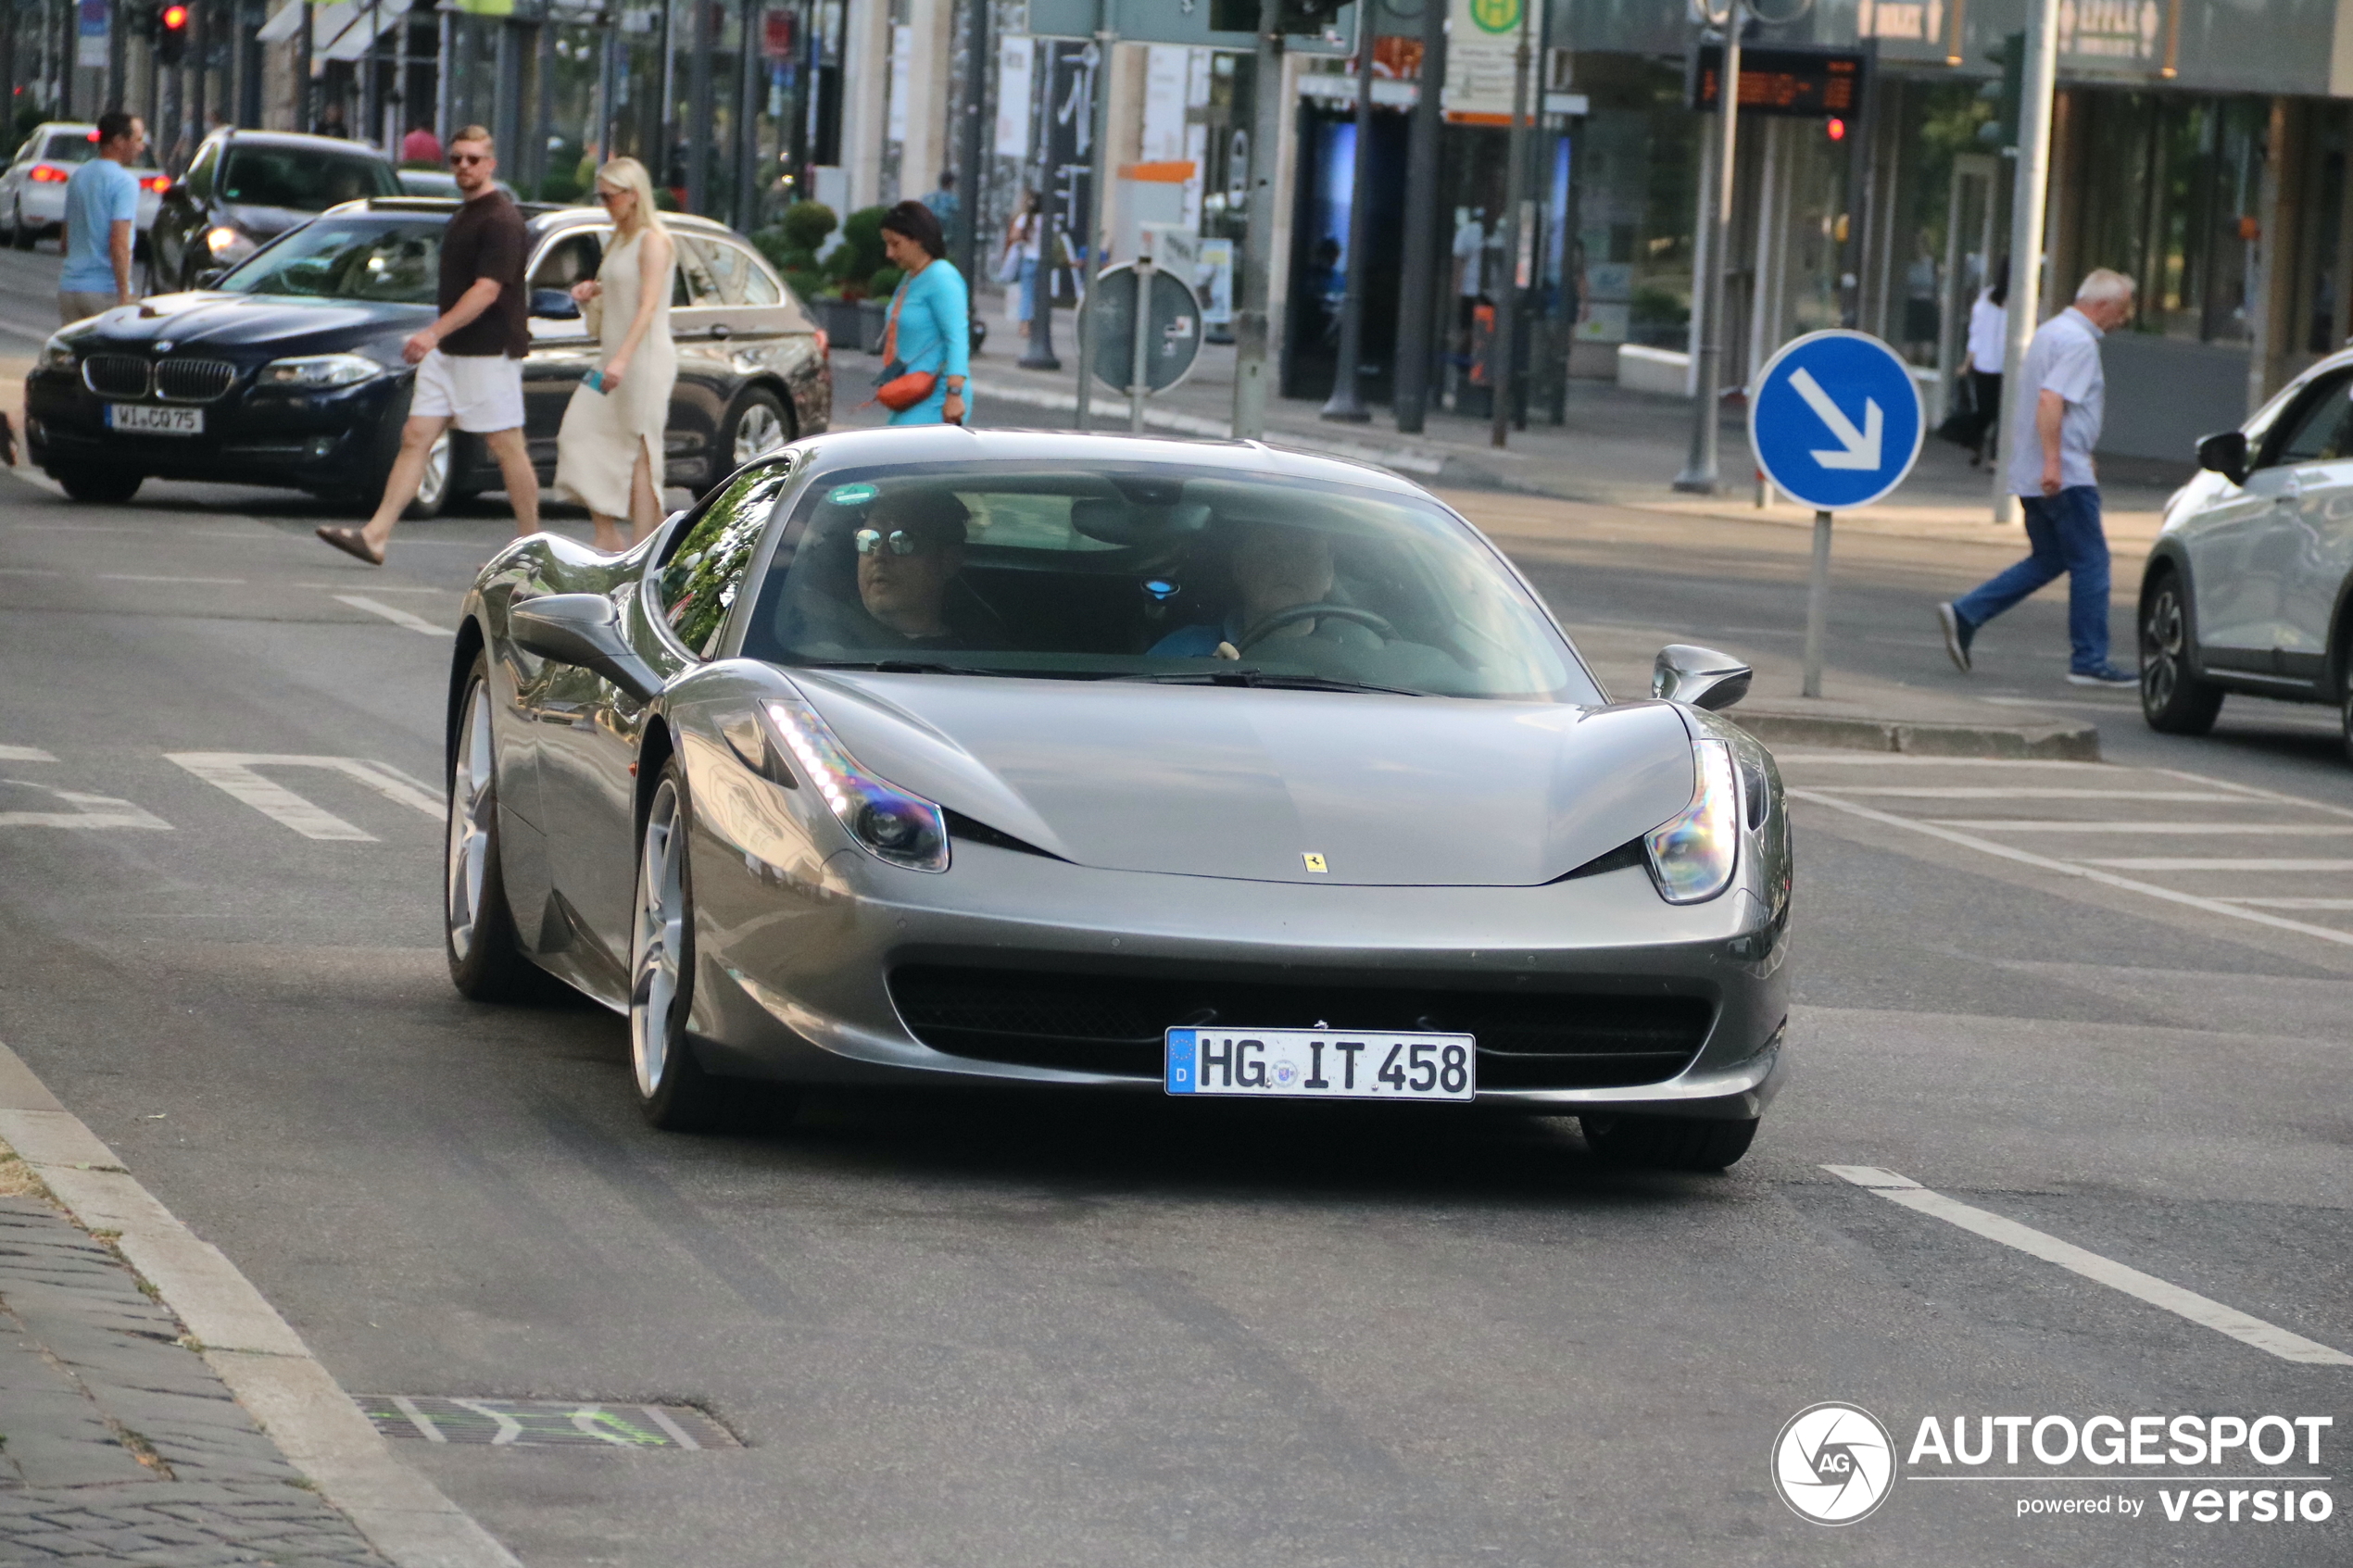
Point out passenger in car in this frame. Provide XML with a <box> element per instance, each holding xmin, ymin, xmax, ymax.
<box><xmin>1150</xmin><ymin>521</ymin><xmax>1365</xmax><ymax>659</ymax></box>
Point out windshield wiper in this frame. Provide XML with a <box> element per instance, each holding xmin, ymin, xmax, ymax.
<box><xmin>1118</xmin><ymin>670</ymin><xmax>1428</xmax><ymax>696</ymax></box>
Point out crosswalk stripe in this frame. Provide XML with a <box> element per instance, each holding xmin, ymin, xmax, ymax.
<box><xmin>1928</xmin><ymin>821</ymin><xmax>2353</xmax><ymax>834</ymax></box>
<box><xmin>335</xmin><ymin>594</ymin><xmax>453</xmax><ymax>637</ymax></box>
<box><xmin>1790</xmin><ymin>789</ymin><xmax>2353</xmax><ymax>947</ymax></box>
<box><xmin>2077</xmin><ymin>858</ymin><xmax>2353</xmax><ymax>872</ymax></box>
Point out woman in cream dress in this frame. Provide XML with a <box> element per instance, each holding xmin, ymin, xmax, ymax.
<box><xmin>556</xmin><ymin>157</ymin><xmax>676</xmax><ymax>550</ymax></box>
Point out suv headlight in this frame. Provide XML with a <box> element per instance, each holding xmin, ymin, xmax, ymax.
<box><xmin>37</xmin><ymin>337</ymin><xmax>77</xmax><ymax>372</ymax></box>
<box><xmin>205</xmin><ymin>225</ymin><xmax>256</xmax><ymax>261</ymax></box>
<box><xmin>258</xmin><ymin>353</ymin><xmax>383</xmax><ymax>389</ymax></box>
<box><xmin>761</xmin><ymin>691</ymin><xmax>949</xmax><ymax>872</ymax></box>
<box><xmin>1645</xmin><ymin>738</ymin><xmax>1739</xmax><ymax>904</ymax></box>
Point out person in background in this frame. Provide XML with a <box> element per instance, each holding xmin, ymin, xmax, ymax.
<box><xmin>1902</xmin><ymin>230</ymin><xmax>1940</xmax><ymax>362</ymax></box>
<box><xmin>1938</xmin><ymin>269</ymin><xmax>2139</xmax><ymax>687</ymax></box>
<box><xmin>875</xmin><ymin>200</ymin><xmax>969</xmax><ymax>427</ymax></box>
<box><xmin>316</xmin><ymin>126</ymin><xmax>538</xmax><ymax>565</ymax></box>
<box><xmin>400</xmin><ymin>121</ymin><xmax>443</xmax><ymax>166</ymax></box>
<box><xmin>1964</xmin><ymin>257</ymin><xmax>2009</xmax><ymax>467</ymax></box>
<box><xmin>57</xmin><ymin>110</ymin><xmax>145</xmax><ymax>325</ymax></box>
<box><xmin>1000</xmin><ymin>188</ymin><xmax>1042</xmax><ymax>329</ymax></box>
<box><xmin>1451</xmin><ymin>207</ymin><xmax>1487</xmax><ymax>339</ymax></box>
<box><xmin>314</xmin><ymin>102</ymin><xmax>348</xmax><ymax>139</ymax></box>
<box><xmin>554</xmin><ymin>157</ymin><xmax>676</xmax><ymax>551</ymax></box>
<box><xmin>921</xmin><ymin>169</ymin><xmax>960</xmax><ymax>252</ymax></box>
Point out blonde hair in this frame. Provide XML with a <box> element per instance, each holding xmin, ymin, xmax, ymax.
<box><xmin>451</xmin><ymin>124</ymin><xmax>493</xmax><ymax>152</ymax></box>
<box><xmin>594</xmin><ymin>157</ymin><xmax>664</xmax><ymax>241</ymax></box>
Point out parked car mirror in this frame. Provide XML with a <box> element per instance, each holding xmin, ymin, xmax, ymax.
<box><xmin>510</xmin><ymin>594</ymin><xmax>663</xmax><ymax>704</ymax></box>
<box><xmin>1652</xmin><ymin>644</ymin><xmax>1753</xmax><ymax>711</ymax></box>
<box><xmin>2196</xmin><ymin>429</ymin><xmax>2249</xmax><ymax>486</ymax></box>
<box><xmin>529</xmin><ymin>288</ymin><xmax>581</xmax><ymax>320</ymax></box>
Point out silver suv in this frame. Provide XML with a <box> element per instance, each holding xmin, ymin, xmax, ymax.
<box><xmin>2140</xmin><ymin>351</ymin><xmax>2353</xmax><ymax>762</ymax></box>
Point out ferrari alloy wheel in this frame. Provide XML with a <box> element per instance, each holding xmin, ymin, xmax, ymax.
<box><xmin>445</xmin><ymin>657</ymin><xmax>533</xmax><ymax>998</ymax></box>
<box><xmin>2139</xmin><ymin>575</ymin><xmax>2223</xmax><ymax>735</ymax></box>
<box><xmin>629</xmin><ymin>759</ymin><xmax>729</xmax><ymax>1130</ymax></box>
<box><xmin>1580</xmin><ymin>1112</ymin><xmax>1758</xmax><ymax>1173</ymax></box>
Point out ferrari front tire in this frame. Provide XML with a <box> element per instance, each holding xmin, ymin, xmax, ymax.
<box><xmin>629</xmin><ymin>759</ymin><xmax>734</xmax><ymax>1131</ymax></box>
<box><xmin>1580</xmin><ymin>1112</ymin><xmax>1758</xmax><ymax>1172</ymax></box>
<box><xmin>445</xmin><ymin>654</ymin><xmax>535</xmax><ymax>999</ymax></box>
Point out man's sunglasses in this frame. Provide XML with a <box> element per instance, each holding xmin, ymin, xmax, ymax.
<box><xmin>853</xmin><ymin>528</ymin><xmax>930</xmax><ymax>557</ymax></box>
<box><xmin>448</xmin><ymin>152</ymin><xmax>490</xmax><ymax>167</ymax></box>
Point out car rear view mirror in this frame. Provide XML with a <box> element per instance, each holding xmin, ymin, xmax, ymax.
<box><xmin>529</xmin><ymin>287</ymin><xmax>581</xmax><ymax>320</ymax></box>
<box><xmin>510</xmin><ymin>594</ymin><xmax>664</xmax><ymax>705</ymax></box>
<box><xmin>1652</xmin><ymin>644</ymin><xmax>1753</xmax><ymax>711</ymax></box>
<box><xmin>2196</xmin><ymin>429</ymin><xmax>2249</xmax><ymax>486</ymax></box>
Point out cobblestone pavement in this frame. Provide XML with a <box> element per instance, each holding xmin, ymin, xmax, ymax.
<box><xmin>0</xmin><ymin>1198</ymin><xmax>386</xmax><ymax>1566</ymax></box>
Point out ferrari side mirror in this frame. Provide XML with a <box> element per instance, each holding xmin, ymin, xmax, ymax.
<box><xmin>510</xmin><ymin>593</ymin><xmax>664</xmax><ymax>705</ymax></box>
<box><xmin>1652</xmin><ymin>644</ymin><xmax>1753</xmax><ymax>711</ymax></box>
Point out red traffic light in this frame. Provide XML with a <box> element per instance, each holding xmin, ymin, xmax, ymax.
<box><xmin>160</xmin><ymin>5</ymin><xmax>188</xmax><ymax>27</ymax></box>
<box><xmin>1826</xmin><ymin>116</ymin><xmax>1847</xmax><ymax>141</ymax></box>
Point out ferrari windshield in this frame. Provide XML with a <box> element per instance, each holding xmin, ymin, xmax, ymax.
<box><xmin>741</xmin><ymin>462</ymin><xmax>1599</xmax><ymax>703</ymax></box>
<box><xmin>219</xmin><ymin>217</ymin><xmax>441</xmax><ymax>302</ymax></box>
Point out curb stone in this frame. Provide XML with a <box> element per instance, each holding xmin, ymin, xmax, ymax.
<box><xmin>1730</xmin><ymin>707</ymin><xmax>2102</xmax><ymax>760</ymax></box>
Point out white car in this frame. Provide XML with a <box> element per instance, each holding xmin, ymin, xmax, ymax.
<box><xmin>1</xmin><ymin>123</ymin><xmax>167</xmax><ymax>250</ymax></box>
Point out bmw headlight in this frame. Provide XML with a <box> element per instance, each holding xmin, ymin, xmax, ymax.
<box><xmin>1645</xmin><ymin>738</ymin><xmax>1739</xmax><ymax>904</ymax></box>
<box><xmin>37</xmin><ymin>336</ymin><xmax>77</xmax><ymax>372</ymax></box>
<box><xmin>205</xmin><ymin>225</ymin><xmax>256</xmax><ymax>262</ymax></box>
<box><xmin>761</xmin><ymin>691</ymin><xmax>949</xmax><ymax>872</ymax></box>
<box><xmin>258</xmin><ymin>353</ymin><xmax>384</xmax><ymax>389</ymax></box>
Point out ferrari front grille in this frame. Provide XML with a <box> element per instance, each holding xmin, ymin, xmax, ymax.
<box><xmin>887</xmin><ymin>965</ymin><xmax>1714</xmax><ymax>1089</ymax></box>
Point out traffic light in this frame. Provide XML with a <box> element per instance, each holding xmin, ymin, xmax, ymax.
<box><xmin>128</xmin><ymin>1</ymin><xmax>160</xmax><ymax>42</ymax></box>
<box><xmin>1978</xmin><ymin>31</ymin><xmax>2023</xmax><ymax>150</ymax></box>
<box><xmin>157</xmin><ymin>3</ymin><xmax>190</xmax><ymax>66</ymax></box>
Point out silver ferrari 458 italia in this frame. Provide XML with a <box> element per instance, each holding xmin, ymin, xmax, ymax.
<box><xmin>447</xmin><ymin>429</ymin><xmax>1791</xmax><ymax>1169</ymax></box>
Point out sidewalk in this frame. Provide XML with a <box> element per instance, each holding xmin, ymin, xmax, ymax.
<box><xmin>0</xmin><ymin>1044</ymin><xmax>515</xmax><ymax>1568</ymax></box>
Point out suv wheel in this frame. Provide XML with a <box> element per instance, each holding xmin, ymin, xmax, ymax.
<box><xmin>2139</xmin><ymin>573</ymin><xmax>2224</xmax><ymax>735</ymax></box>
<box><xmin>722</xmin><ymin>387</ymin><xmax>790</xmax><ymax>471</ymax></box>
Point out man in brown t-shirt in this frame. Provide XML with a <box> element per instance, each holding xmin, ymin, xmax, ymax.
<box><xmin>319</xmin><ymin>125</ymin><xmax>541</xmax><ymax>565</ymax></box>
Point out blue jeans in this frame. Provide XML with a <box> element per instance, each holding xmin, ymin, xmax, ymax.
<box><xmin>1016</xmin><ymin>257</ymin><xmax>1038</xmax><ymax>324</ymax></box>
<box><xmin>1951</xmin><ymin>485</ymin><xmax>2112</xmax><ymax>672</ymax></box>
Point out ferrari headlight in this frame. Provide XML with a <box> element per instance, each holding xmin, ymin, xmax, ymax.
<box><xmin>1644</xmin><ymin>738</ymin><xmax>1739</xmax><ymax>904</ymax></box>
<box><xmin>761</xmin><ymin>692</ymin><xmax>949</xmax><ymax>872</ymax></box>
<box><xmin>258</xmin><ymin>353</ymin><xmax>383</xmax><ymax>389</ymax></box>
<box><xmin>205</xmin><ymin>225</ymin><xmax>256</xmax><ymax>261</ymax></box>
<box><xmin>37</xmin><ymin>336</ymin><xmax>77</xmax><ymax>372</ymax></box>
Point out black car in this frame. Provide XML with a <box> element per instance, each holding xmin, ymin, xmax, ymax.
<box><xmin>26</xmin><ymin>198</ymin><xmax>832</xmax><ymax>510</ymax></box>
<box><xmin>147</xmin><ymin>130</ymin><xmax>402</xmax><ymax>293</ymax></box>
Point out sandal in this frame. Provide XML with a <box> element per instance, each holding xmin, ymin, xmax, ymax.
<box><xmin>315</xmin><ymin>525</ymin><xmax>384</xmax><ymax>566</ymax></box>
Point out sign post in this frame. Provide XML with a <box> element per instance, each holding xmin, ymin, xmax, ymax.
<box><xmin>1088</xmin><ymin>261</ymin><xmax>1204</xmax><ymax>417</ymax></box>
<box><xmin>1748</xmin><ymin>330</ymin><xmax>1925</xmax><ymax>697</ymax></box>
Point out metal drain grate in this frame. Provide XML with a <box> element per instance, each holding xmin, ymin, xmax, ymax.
<box><xmin>359</xmin><ymin>1396</ymin><xmax>738</xmax><ymax>1449</ymax></box>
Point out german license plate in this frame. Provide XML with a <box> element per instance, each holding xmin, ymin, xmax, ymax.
<box><xmin>1165</xmin><ymin>1028</ymin><xmax>1476</xmax><ymax>1101</ymax></box>
<box><xmin>107</xmin><ymin>404</ymin><xmax>201</xmax><ymax>434</ymax></box>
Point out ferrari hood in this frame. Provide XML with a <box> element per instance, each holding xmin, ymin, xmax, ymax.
<box><xmin>791</xmin><ymin>672</ymin><xmax>1698</xmax><ymax>887</ymax></box>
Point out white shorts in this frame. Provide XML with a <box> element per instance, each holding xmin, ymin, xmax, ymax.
<box><xmin>411</xmin><ymin>349</ymin><xmax>524</xmax><ymax>433</ymax></box>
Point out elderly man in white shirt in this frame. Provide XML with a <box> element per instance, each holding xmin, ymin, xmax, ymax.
<box><xmin>1937</xmin><ymin>268</ymin><xmax>2138</xmax><ymax>686</ymax></box>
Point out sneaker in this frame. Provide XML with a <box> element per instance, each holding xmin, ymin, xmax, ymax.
<box><xmin>1935</xmin><ymin>603</ymin><xmax>1974</xmax><ymax>672</ymax></box>
<box><xmin>2066</xmin><ymin>665</ymin><xmax>2138</xmax><ymax>687</ymax></box>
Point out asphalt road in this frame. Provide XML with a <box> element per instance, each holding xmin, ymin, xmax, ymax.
<box><xmin>0</xmin><ymin>247</ymin><xmax>2348</xmax><ymax>1566</ymax></box>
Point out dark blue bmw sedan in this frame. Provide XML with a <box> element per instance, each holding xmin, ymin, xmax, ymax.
<box><xmin>25</xmin><ymin>196</ymin><xmax>831</xmax><ymax>511</ymax></box>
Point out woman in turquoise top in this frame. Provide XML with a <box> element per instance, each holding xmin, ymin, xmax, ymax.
<box><xmin>877</xmin><ymin>201</ymin><xmax>971</xmax><ymax>426</ymax></box>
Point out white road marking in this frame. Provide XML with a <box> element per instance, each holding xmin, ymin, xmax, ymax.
<box><xmin>1791</xmin><ymin>789</ymin><xmax>2353</xmax><ymax>947</ymax></box>
<box><xmin>1773</xmin><ymin>753</ymin><xmax>2113</xmax><ymax>770</ymax></box>
<box><xmin>97</xmin><ymin>572</ymin><xmax>246</xmax><ymax>584</ymax></box>
<box><xmin>1813</xmin><ymin>787</ymin><xmax>2246</xmax><ymax>801</ymax></box>
<box><xmin>2158</xmin><ymin>766</ymin><xmax>2353</xmax><ymax>822</ymax></box>
<box><xmin>0</xmin><ymin>745</ymin><xmax>57</xmax><ymax>761</ymax></box>
<box><xmin>166</xmin><ymin>754</ymin><xmax>443</xmax><ymax>841</ymax></box>
<box><xmin>291</xmin><ymin>583</ymin><xmax>448</xmax><ymax>594</ymax></box>
<box><xmin>335</xmin><ymin>594</ymin><xmax>453</xmax><ymax>637</ymax></box>
<box><xmin>1823</xmin><ymin>1166</ymin><xmax>2353</xmax><ymax>1367</ymax></box>
<box><xmin>0</xmin><ymin>782</ymin><xmax>171</xmax><ymax>831</ymax></box>
<box><xmin>389</xmin><ymin>1396</ymin><xmax>448</xmax><ymax>1444</ymax></box>
<box><xmin>2078</xmin><ymin>858</ymin><xmax>2353</xmax><ymax>872</ymax></box>
<box><xmin>1929</xmin><ymin>821</ymin><xmax>2353</xmax><ymax>835</ymax></box>
<box><xmin>2216</xmin><ymin>897</ymin><xmax>2353</xmax><ymax>909</ymax></box>
<box><xmin>0</xmin><ymin>567</ymin><xmax>65</xmax><ymax>575</ymax></box>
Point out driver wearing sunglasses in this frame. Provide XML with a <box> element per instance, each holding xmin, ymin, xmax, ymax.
<box><xmin>812</xmin><ymin>488</ymin><xmax>1002</xmax><ymax>650</ymax></box>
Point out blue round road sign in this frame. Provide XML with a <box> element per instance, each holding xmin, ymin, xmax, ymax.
<box><xmin>1748</xmin><ymin>330</ymin><xmax>1924</xmax><ymax>510</ymax></box>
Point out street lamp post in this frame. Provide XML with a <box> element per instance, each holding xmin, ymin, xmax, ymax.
<box><xmin>1673</xmin><ymin>1</ymin><xmax>1743</xmax><ymax>494</ymax></box>
<box><xmin>1487</xmin><ymin>0</ymin><xmax>1533</xmax><ymax>448</ymax></box>
<box><xmin>1317</xmin><ymin>6</ymin><xmax>1376</xmax><ymax>423</ymax></box>
<box><xmin>1391</xmin><ymin>0</ymin><xmax>1446</xmax><ymax>434</ymax></box>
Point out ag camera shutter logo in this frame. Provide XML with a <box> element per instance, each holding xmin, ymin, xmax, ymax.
<box><xmin>1773</xmin><ymin>1402</ymin><xmax>1897</xmax><ymax>1524</ymax></box>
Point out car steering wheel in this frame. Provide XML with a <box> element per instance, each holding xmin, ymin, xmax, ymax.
<box><xmin>1236</xmin><ymin>602</ymin><xmax>1399</xmax><ymax>652</ymax></box>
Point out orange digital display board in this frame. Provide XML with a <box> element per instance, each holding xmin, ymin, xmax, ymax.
<box><xmin>1689</xmin><ymin>46</ymin><xmax>1865</xmax><ymax>118</ymax></box>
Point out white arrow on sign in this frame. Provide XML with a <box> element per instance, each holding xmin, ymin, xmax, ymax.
<box><xmin>1788</xmin><ymin>368</ymin><xmax>1884</xmax><ymax>470</ymax></box>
